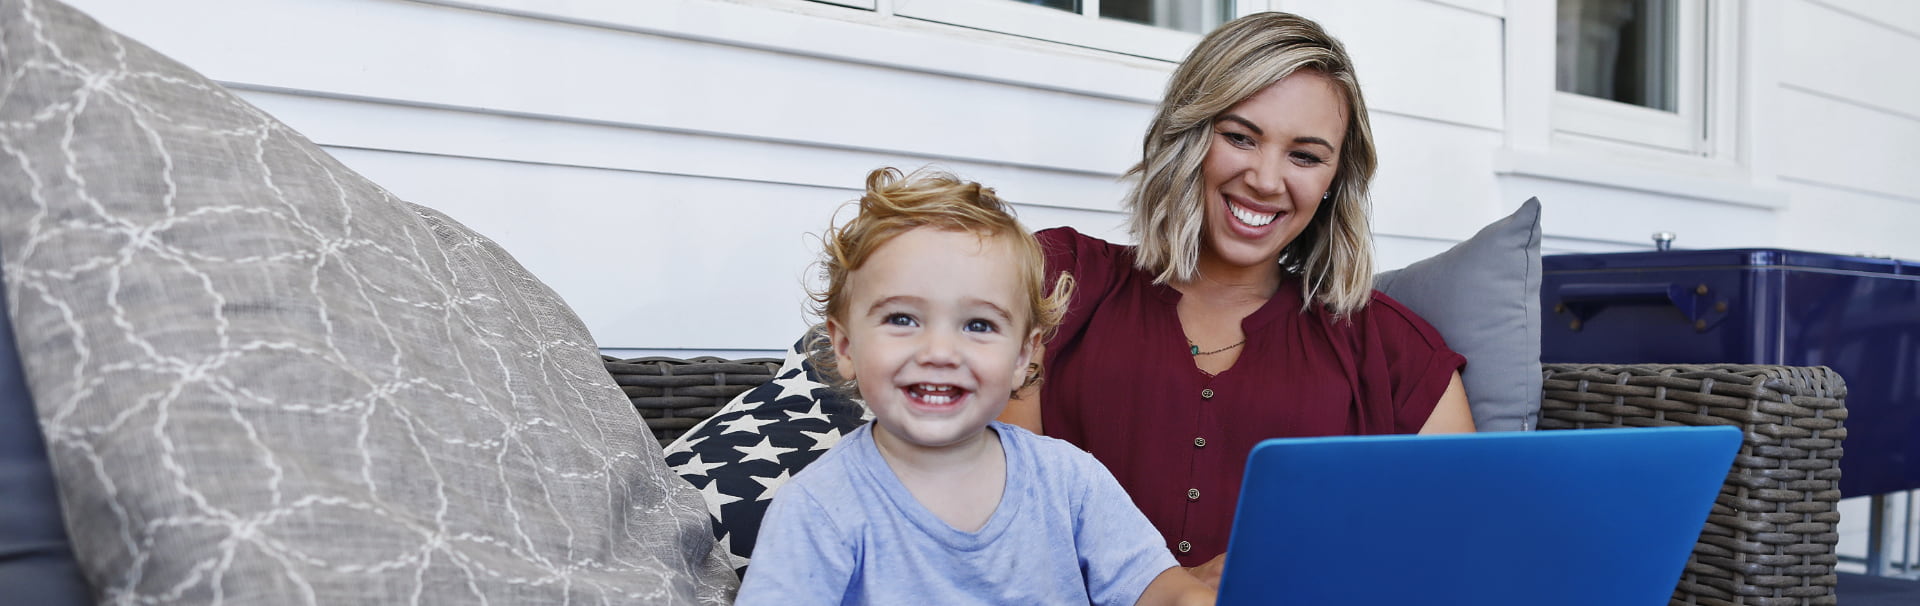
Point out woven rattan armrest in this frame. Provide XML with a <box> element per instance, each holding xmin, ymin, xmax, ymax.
<box><xmin>602</xmin><ymin>356</ymin><xmax>782</xmax><ymax>447</ymax></box>
<box><xmin>1542</xmin><ymin>363</ymin><xmax>1848</xmax><ymax>606</ymax></box>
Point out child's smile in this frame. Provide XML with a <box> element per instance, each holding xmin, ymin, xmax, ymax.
<box><xmin>829</xmin><ymin>227</ymin><xmax>1037</xmax><ymax>456</ymax></box>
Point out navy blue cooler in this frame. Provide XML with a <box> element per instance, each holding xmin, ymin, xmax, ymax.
<box><xmin>1541</xmin><ymin>249</ymin><xmax>1920</xmax><ymax>498</ymax></box>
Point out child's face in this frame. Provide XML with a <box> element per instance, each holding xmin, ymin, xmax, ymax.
<box><xmin>829</xmin><ymin>227</ymin><xmax>1038</xmax><ymax>453</ymax></box>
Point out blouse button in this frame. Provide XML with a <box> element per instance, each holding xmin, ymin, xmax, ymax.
<box><xmin>1177</xmin><ymin>540</ymin><xmax>1192</xmax><ymax>553</ymax></box>
<box><xmin>1200</xmin><ymin>388</ymin><xmax>1215</xmax><ymax>400</ymax></box>
<box><xmin>1187</xmin><ymin>488</ymin><xmax>1200</xmax><ymax>501</ymax></box>
<box><xmin>1193</xmin><ymin>437</ymin><xmax>1207</xmax><ymax>448</ymax></box>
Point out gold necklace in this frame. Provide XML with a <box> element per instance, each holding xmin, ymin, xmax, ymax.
<box><xmin>1187</xmin><ymin>338</ymin><xmax>1246</xmax><ymax>356</ymax></box>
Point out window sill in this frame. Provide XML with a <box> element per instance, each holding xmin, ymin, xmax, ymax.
<box><xmin>1493</xmin><ymin>148</ymin><xmax>1787</xmax><ymax>210</ymax></box>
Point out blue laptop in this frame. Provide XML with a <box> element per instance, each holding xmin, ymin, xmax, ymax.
<box><xmin>1214</xmin><ymin>426</ymin><xmax>1742</xmax><ymax>605</ymax></box>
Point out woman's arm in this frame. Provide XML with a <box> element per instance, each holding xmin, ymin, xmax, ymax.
<box><xmin>1135</xmin><ymin>566</ymin><xmax>1217</xmax><ymax>606</ymax></box>
<box><xmin>1417</xmin><ymin>371</ymin><xmax>1474</xmax><ymax>434</ymax></box>
<box><xmin>998</xmin><ymin>344</ymin><xmax>1046</xmax><ymax>434</ymax></box>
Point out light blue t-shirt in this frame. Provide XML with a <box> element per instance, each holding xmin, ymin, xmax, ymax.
<box><xmin>736</xmin><ymin>421</ymin><xmax>1178</xmax><ymax>606</ymax></box>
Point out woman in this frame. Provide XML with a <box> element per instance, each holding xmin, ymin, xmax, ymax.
<box><xmin>999</xmin><ymin>11</ymin><xmax>1475</xmax><ymax>581</ymax></box>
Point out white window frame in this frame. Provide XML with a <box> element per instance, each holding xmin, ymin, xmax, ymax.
<box><xmin>888</xmin><ymin>0</ymin><xmax>1274</xmax><ymax>62</ymax></box>
<box><xmin>1549</xmin><ymin>0</ymin><xmax>1740</xmax><ymax>161</ymax></box>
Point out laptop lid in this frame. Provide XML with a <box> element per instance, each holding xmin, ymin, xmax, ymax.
<box><xmin>1214</xmin><ymin>426</ymin><xmax>1741</xmax><ymax>606</ymax></box>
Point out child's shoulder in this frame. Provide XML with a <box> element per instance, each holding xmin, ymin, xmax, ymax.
<box><xmin>994</xmin><ymin>422</ymin><xmax>1105</xmax><ymax>479</ymax></box>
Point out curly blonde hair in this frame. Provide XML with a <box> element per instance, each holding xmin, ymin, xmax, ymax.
<box><xmin>1126</xmin><ymin>11</ymin><xmax>1378</xmax><ymax>316</ymax></box>
<box><xmin>808</xmin><ymin>167</ymin><xmax>1073</xmax><ymax>396</ymax></box>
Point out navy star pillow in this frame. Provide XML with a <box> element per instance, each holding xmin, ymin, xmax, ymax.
<box><xmin>661</xmin><ymin>330</ymin><xmax>870</xmax><ymax>572</ymax></box>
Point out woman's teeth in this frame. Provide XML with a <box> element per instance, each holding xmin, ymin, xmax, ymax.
<box><xmin>1230</xmin><ymin>201</ymin><xmax>1278</xmax><ymax>227</ymax></box>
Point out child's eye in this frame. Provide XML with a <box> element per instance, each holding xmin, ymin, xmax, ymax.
<box><xmin>963</xmin><ymin>319</ymin><xmax>997</xmax><ymax>333</ymax></box>
<box><xmin>884</xmin><ymin>313</ymin><xmax>918</xmax><ymax>327</ymax></box>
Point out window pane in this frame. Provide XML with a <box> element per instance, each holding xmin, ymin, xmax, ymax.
<box><xmin>1010</xmin><ymin>0</ymin><xmax>1079</xmax><ymax>13</ymax></box>
<box><xmin>1555</xmin><ymin>0</ymin><xmax>1677</xmax><ymax>112</ymax></box>
<box><xmin>1099</xmin><ymin>0</ymin><xmax>1232</xmax><ymax>34</ymax></box>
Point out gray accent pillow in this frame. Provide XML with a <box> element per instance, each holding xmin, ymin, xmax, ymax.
<box><xmin>0</xmin><ymin>0</ymin><xmax>736</xmax><ymax>602</ymax></box>
<box><xmin>1374</xmin><ymin>198</ymin><xmax>1544</xmax><ymax>432</ymax></box>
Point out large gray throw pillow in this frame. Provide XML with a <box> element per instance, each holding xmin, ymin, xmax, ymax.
<box><xmin>0</xmin><ymin>0</ymin><xmax>736</xmax><ymax>602</ymax></box>
<box><xmin>1374</xmin><ymin>198</ymin><xmax>1543</xmax><ymax>432</ymax></box>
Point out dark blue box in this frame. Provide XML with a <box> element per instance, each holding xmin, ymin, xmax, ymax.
<box><xmin>1542</xmin><ymin>249</ymin><xmax>1919</xmax><ymax>497</ymax></box>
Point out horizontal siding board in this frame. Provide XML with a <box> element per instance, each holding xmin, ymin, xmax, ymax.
<box><xmin>322</xmin><ymin>147</ymin><xmax>1124</xmax><ymax>351</ymax></box>
<box><xmin>1804</xmin><ymin>0</ymin><xmax>1920</xmax><ymax>38</ymax></box>
<box><xmin>237</xmin><ymin>90</ymin><xmax>1134</xmax><ymax>213</ymax></box>
<box><xmin>1498</xmin><ymin>175</ymin><xmax>1778</xmax><ymax>251</ymax></box>
<box><xmin>1368</xmin><ymin>113</ymin><xmax>1510</xmax><ymax>240</ymax></box>
<box><xmin>1418</xmin><ymin>0</ymin><xmax>1503</xmax><ymax>18</ymax></box>
<box><xmin>1286</xmin><ymin>0</ymin><xmax>1506</xmax><ymax>130</ymax></box>
<box><xmin>69</xmin><ymin>0</ymin><xmax>1155</xmax><ymax>176</ymax></box>
<box><xmin>1776</xmin><ymin>180</ymin><xmax>1920</xmax><ymax>260</ymax></box>
<box><xmin>1768</xmin><ymin>87</ymin><xmax>1920</xmax><ymax>201</ymax></box>
<box><xmin>1781</xmin><ymin>0</ymin><xmax>1920</xmax><ymax>118</ymax></box>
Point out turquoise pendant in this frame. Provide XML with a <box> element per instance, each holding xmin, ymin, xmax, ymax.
<box><xmin>1189</xmin><ymin>345</ymin><xmax>1199</xmax><ymax>355</ymax></box>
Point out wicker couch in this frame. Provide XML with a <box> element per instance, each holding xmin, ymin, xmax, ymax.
<box><xmin>608</xmin><ymin>356</ymin><xmax>1848</xmax><ymax>606</ymax></box>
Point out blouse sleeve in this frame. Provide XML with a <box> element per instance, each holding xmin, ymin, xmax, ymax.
<box><xmin>1033</xmin><ymin>227</ymin><xmax>1121</xmax><ymax>445</ymax></box>
<box><xmin>1363</xmin><ymin>292</ymin><xmax>1467</xmax><ymax>433</ymax></box>
<box><xmin>1034</xmin><ymin>227</ymin><xmax>1103</xmax><ymax>350</ymax></box>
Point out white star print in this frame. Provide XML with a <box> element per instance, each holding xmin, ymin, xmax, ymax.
<box><xmin>663</xmin><ymin>433</ymin><xmax>708</xmax><ymax>456</ymax></box>
<box><xmin>672</xmin><ymin>453</ymin><xmax>725</xmax><ymax>478</ymax></box>
<box><xmin>781</xmin><ymin>348</ymin><xmax>811</xmax><ymax>377</ymax></box>
<box><xmin>750</xmin><ymin>469</ymin><xmax>793</xmax><ymax>502</ymax></box>
<box><xmin>783</xmin><ymin>401</ymin><xmax>833</xmax><ymax>424</ymax></box>
<box><xmin>734</xmin><ymin>436</ymin><xmax>798</xmax><ymax>464</ymax></box>
<box><xmin>771</xmin><ymin>376</ymin><xmax>824</xmax><ymax>402</ymax></box>
<box><xmin>698</xmin><ymin>479</ymin><xmax>742</xmax><ymax>520</ymax></box>
<box><xmin>799</xmin><ymin>427</ymin><xmax>843</xmax><ymax>452</ymax></box>
<box><xmin>717</xmin><ymin>414</ymin><xmax>778</xmax><ymax>435</ymax></box>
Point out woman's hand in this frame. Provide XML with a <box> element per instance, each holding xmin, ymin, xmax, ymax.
<box><xmin>1186</xmin><ymin>554</ymin><xmax>1227</xmax><ymax>590</ymax></box>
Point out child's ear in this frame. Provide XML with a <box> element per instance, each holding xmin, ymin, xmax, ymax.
<box><xmin>1013</xmin><ymin>328</ymin><xmax>1042</xmax><ymax>385</ymax></box>
<box><xmin>827</xmin><ymin>318</ymin><xmax>857</xmax><ymax>382</ymax></box>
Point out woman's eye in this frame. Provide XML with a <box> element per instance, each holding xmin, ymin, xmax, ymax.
<box><xmin>1291</xmin><ymin>151</ymin><xmax>1327</xmax><ymax>165</ymax></box>
<box><xmin>963</xmin><ymin>319</ymin><xmax>997</xmax><ymax>333</ymax></box>
<box><xmin>884</xmin><ymin>313</ymin><xmax>917</xmax><ymax>327</ymax></box>
<box><xmin>1221</xmin><ymin>132</ymin><xmax>1255</xmax><ymax>148</ymax></box>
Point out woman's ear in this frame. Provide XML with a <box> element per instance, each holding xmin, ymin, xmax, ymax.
<box><xmin>827</xmin><ymin>318</ymin><xmax>856</xmax><ymax>382</ymax></box>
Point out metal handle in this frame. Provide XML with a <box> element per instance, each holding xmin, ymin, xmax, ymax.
<box><xmin>1555</xmin><ymin>282</ymin><xmax>1708</xmax><ymax>323</ymax></box>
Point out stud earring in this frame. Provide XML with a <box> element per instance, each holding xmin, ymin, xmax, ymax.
<box><xmin>1322</xmin><ymin>191</ymin><xmax>1333</xmax><ymax>201</ymax></box>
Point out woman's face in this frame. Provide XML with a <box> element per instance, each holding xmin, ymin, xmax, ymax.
<box><xmin>1197</xmin><ymin>70</ymin><xmax>1348</xmax><ymax>275</ymax></box>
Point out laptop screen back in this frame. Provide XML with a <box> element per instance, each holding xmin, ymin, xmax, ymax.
<box><xmin>1215</xmin><ymin>426</ymin><xmax>1741</xmax><ymax>606</ymax></box>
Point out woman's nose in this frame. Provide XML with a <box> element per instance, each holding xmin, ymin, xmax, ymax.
<box><xmin>1245</xmin><ymin>152</ymin><xmax>1286</xmax><ymax>198</ymax></box>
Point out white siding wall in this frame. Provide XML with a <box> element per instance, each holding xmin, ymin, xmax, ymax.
<box><xmin>56</xmin><ymin>0</ymin><xmax>1915</xmax><ymax>346</ymax></box>
<box><xmin>62</xmin><ymin>0</ymin><xmax>1918</xmax><ymax>565</ymax></box>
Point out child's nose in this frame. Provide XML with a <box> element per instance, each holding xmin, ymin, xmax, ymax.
<box><xmin>915</xmin><ymin>330</ymin><xmax>960</xmax><ymax>366</ymax></box>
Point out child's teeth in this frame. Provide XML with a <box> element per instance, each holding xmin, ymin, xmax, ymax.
<box><xmin>1231</xmin><ymin>202</ymin><xmax>1276</xmax><ymax>227</ymax></box>
<box><xmin>913</xmin><ymin>384</ymin><xmax>957</xmax><ymax>405</ymax></box>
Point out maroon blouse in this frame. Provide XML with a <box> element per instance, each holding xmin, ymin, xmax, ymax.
<box><xmin>1035</xmin><ymin>227</ymin><xmax>1465</xmax><ymax>567</ymax></box>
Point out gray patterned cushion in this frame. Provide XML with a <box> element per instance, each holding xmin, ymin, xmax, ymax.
<box><xmin>1374</xmin><ymin>198</ymin><xmax>1543</xmax><ymax>432</ymax></box>
<box><xmin>0</xmin><ymin>0</ymin><xmax>736</xmax><ymax>602</ymax></box>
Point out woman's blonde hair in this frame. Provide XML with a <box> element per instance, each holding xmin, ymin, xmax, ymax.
<box><xmin>1126</xmin><ymin>11</ymin><xmax>1377</xmax><ymax>316</ymax></box>
<box><xmin>808</xmin><ymin>167</ymin><xmax>1072</xmax><ymax>395</ymax></box>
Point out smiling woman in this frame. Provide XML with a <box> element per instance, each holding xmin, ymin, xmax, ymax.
<box><xmin>997</xmin><ymin>11</ymin><xmax>1476</xmax><ymax>579</ymax></box>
